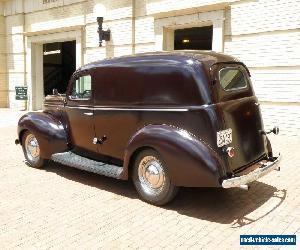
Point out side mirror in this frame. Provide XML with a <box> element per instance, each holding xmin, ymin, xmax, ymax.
<box><xmin>53</xmin><ymin>88</ymin><xmax>59</xmax><ymax>95</ymax></box>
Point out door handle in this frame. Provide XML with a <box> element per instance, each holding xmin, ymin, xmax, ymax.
<box><xmin>93</xmin><ymin>135</ymin><xmax>107</xmax><ymax>145</ymax></box>
<box><xmin>84</xmin><ymin>112</ymin><xmax>93</xmax><ymax>116</ymax></box>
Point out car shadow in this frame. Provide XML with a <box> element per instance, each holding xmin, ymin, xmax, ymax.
<box><xmin>168</xmin><ymin>184</ymin><xmax>286</xmax><ymax>227</ymax></box>
<box><xmin>44</xmin><ymin>161</ymin><xmax>286</xmax><ymax>227</ymax></box>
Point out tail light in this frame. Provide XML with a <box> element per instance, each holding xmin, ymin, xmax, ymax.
<box><xmin>224</xmin><ymin>147</ymin><xmax>235</xmax><ymax>158</ymax></box>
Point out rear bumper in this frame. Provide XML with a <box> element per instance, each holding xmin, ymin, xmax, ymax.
<box><xmin>222</xmin><ymin>154</ymin><xmax>281</xmax><ymax>188</ymax></box>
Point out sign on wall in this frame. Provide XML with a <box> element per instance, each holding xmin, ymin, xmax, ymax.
<box><xmin>43</xmin><ymin>0</ymin><xmax>58</xmax><ymax>4</ymax></box>
<box><xmin>15</xmin><ymin>86</ymin><xmax>28</xmax><ymax>100</ymax></box>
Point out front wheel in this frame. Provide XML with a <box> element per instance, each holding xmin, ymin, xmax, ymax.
<box><xmin>132</xmin><ymin>149</ymin><xmax>178</xmax><ymax>206</ymax></box>
<box><xmin>22</xmin><ymin>131</ymin><xmax>45</xmax><ymax>168</ymax></box>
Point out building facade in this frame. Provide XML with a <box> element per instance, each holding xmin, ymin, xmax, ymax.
<box><xmin>0</xmin><ymin>0</ymin><xmax>299</xmax><ymax>135</ymax></box>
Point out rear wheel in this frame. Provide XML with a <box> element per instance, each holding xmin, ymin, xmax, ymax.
<box><xmin>132</xmin><ymin>149</ymin><xmax>178</xmax><ymax>206</ymax></box>
<box><xmin>22</xmin><ymin>131</ymin><xmax>45</xmax><ymax>168</ymax></box>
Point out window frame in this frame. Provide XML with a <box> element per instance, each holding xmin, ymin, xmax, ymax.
<box><xmin>218</xmin><ymin>66</ymin><xmax>249</xmax><ymax>92</ymax></box>
<box><xmin>68</xmin><ymin>73</ymin><xmax>92</xmax><ymax>101</ymax></box>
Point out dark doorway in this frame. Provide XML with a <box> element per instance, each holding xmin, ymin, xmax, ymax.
<box><xmin>43</xmin><ymin>41</ymin><xmax>76</xmax><ymax>96</ymax></box>
<box><xmin>174</xmin><ymin>26</ymin><xmax>213</xmax><ymax>50</ymax></box>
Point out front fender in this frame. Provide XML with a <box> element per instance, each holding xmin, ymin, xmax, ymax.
<box><xmin>123</xmin><ymin>125</ymin><xmax>224</xmax><ymax>187</ymax></box>
<box><xmin>17</xmin><ymin>112</ymin><xmax>69</xmax><ymax>159</ymax></box>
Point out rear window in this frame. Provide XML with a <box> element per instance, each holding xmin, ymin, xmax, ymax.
<box><xmin>219</xmin><ymin>67</ymin><xmax>248</xmax><ymax>91</ymax></box>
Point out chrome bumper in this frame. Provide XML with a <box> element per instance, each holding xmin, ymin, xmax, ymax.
<box><xmin>222</xmin><ymin>154</ymin><xmax>281</xmax><ymax>188</ymax></box>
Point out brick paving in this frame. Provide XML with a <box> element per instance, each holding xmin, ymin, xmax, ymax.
<box><xmin>0</xmin><ymin>108</ymin><xmax>299</xmax><ymax>249</ymax></box>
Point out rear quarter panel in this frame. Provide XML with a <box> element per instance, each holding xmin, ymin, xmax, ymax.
<box><xmin>123</xmin><ymin>124</ymin><xmax>225</xmax><ymax>187</ymax></box>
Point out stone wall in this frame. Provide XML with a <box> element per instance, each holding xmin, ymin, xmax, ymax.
<box><xmin>223</xmin><ymin>0</ymin><xmax>300</xmax><ymax>135</ymax></box>
<box><xmin>0</xmin><ymin>3</ymin><xmax>8</xmax><ymax>107</ymax></box>
<box><xmin>0</xmin><ymin>0</ymin><xmax>299</xmax><ymax>135</ymax></box>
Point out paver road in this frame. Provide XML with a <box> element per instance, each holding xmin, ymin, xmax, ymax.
<box><xmin>0</xmin><ymin>109</ymin><xmax>299</xmax><ymax>249</ymax></box>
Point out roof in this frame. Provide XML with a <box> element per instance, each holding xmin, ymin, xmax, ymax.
<box><xmin>77</xmin><ymin>50</ymin><xmax>240</xmax><ymax>73</ymax></box>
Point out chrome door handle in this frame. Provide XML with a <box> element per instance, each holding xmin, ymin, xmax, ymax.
<box><xmin>83</xmin><ymin>112</ymin><xmax>93</xmax><ymax>116</ymax></box>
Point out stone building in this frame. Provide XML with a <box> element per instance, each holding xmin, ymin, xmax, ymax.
<box><xmin>0</xmin><ymin>0</ymin><xmax>299</xmax><ymax>135</ymax></box>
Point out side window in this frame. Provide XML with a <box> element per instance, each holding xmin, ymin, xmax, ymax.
<box><xmin>70</xmin><ymin>75</ymin><xmax>92</xmax><ymax>100</ymax></box>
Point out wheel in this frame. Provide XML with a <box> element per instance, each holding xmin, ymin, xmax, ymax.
<box><xmin>132</xmin><ymin>149</ymin><xmax>178</xmax><ymax>206</ymax></box>
<box><xmin>21</xmin><ymin>131</ymin><xmax>45</xmax><ymax>168</ymax></box>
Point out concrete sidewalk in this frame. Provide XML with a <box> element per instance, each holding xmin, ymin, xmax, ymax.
<box><xmin>0</xmin><ymin>109</ymin><xmax>26</xmax><ymax>128</ymax></box>
<box><xmin>0</xmin><ymin>109</ymin><xmax>299</xmax><ymax>249</ymax></box>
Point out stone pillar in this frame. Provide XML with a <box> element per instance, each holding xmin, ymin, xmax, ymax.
<box><xmin>0</xmin><ymin>3</ymin><xmax>8</xmax><ymax>107</ymax></box>
<box><xmin>5</xmin><ymin>1</ymin><xmax>26</xmax><ymax>110</ymax></box>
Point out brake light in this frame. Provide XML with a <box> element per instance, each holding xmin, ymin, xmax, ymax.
<box><xmin>226</xmin><ymin>147</ymin><xmax>235</xmax><ymax>158</ymax></box>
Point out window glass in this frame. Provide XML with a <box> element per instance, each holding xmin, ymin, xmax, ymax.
<box><xmin>70</xmin><ymin>75</ymin><xmax>92</xmax><ymax>99</ymax></box>
<box><xmin>219</xmin><ymin>68</ymin><xmax>248</xmax><ymax>91</ymax></box>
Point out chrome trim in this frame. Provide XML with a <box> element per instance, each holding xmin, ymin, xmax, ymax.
<box><xmin>65</xmin><ymin>106</ymin><xmax>93</xmax><ymax>110</ymax></box>
<box><xmin>65</xmin><ymin>106</ymin><xmax>188</xmax><ymax>112</ymax></box>
<box><xmin>25</xmin><ymin>133</ymin><xmax>40</xmax><ymax>164</ymax></box>
<box><xmin>222</xmin><ymin>154</ymin><xmax>281</xmax><ymax>188</ymax></box>
<box><xmin>44</xmin><ymin>104</ymin><xmax>64</xmax><ymax>107</ymax></box>
<box><xmin>94</xmin><ymin>107</ymin><xmax>188</xmax><ymax>111</ymax></box>
<box><xmin>138</xmin><ymin>155</ymin><xmax>166</xmax><ymax>195</ymax></box>
<box><xmin>83</xmin><ymin>112</ymin><xmax>93</xmax><ymax>116</ymax></box>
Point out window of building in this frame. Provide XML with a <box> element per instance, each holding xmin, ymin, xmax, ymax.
<box><xmin>174</xmin><ymin>26</ymin><xmax>213</xmax><ymax>50</ymax></box>
<box><xmin>43</xmin><ymin>40</ymin><xmax>76</xmax><ymax>96</ymax></box>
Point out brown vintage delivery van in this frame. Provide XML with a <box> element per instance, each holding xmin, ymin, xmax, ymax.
<box><xmin>16</xmin><ymin>51</ymin><xmax>281</xmax><ymax>205</ymax></box>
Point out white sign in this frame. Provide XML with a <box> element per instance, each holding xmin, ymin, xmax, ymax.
<box><xmin>43</xmin><ymin>0</ymin><xmax>58</xmax><ymax>4</ymax></box>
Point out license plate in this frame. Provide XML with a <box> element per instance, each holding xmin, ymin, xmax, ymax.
<box><xmin>217</xmin><ymin>128</ymin><xmax>232</xmax><ymax>147</ymax></box>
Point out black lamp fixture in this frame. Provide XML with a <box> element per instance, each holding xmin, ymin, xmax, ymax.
<box><xmin>97</xmin><ymin>17</ymin><xmax>110</xmax><ymax>47</ymax></box>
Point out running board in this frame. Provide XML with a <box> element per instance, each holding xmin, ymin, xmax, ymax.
<box><xmin>51</xmin><ymin>151</ymin><xmax>123</xmax><ymax>179</ymax></box>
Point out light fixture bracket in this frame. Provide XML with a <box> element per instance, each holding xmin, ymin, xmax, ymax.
<box><xmin>97</xmin><ymin>17</ymin><xmax>111</xmax><ymax>47</ymax></box>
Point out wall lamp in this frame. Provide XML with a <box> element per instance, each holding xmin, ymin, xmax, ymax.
<box><xmin>97</xmin><ymin>17</ymin><xmax>110</xmax><ymax>47</ymax></box>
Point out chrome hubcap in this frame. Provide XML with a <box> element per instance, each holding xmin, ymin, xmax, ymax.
<box><xmin>138</xmin><ymin>156</ymin><xmax>165</xmax><ymax>195</ymax></box>
<box><xmin>25</xmin><ymin>134</ymin><xmax>40</xmax><ymax>163</ymax></box>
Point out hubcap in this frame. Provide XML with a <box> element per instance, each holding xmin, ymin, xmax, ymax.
<box><xmin>138</xmin><ymin>156</ymin><xmax>165</xmax><ymax>195</ymax></box>
<box><xmin>25</xmin><ymin>134</ymin><xmax>40</xmax><ymax>163</ymax></box>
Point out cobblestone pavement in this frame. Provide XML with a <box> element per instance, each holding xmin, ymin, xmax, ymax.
<box><xmin>0</xmin><ymin>109</ymin><xmax>299</xmax><ymax>249</ymax></box>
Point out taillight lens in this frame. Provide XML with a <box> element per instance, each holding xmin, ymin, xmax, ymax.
<box><xmin>227</xmin><ymin>147</ymin><xmax>235</xmax><ymax>158</ymax></box>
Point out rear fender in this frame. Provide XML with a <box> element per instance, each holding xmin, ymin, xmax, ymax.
<box><xmin>123</xmin><ymin>125</ymin><xmax>224</xmax><ymax>187</ymax></box>
<box><xmin>17</xmin><ymin>112</ymin><xmax>69</xmax><ymax>159</ymax></box>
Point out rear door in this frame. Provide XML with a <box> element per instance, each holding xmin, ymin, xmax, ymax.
<box><xmin>212</xmin><ymin>63</ymin><xmax>266</xmax><ymax>172</ymax></box>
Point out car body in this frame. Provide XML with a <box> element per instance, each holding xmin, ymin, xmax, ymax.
<box><xmin>16</xmin><ymin>51</ymin><xmax>281</xmax><ymax>205</ymax></box>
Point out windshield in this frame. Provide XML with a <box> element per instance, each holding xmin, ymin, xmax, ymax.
<box><xmin>219</xmin><ymin>67</ymin><xmax>248</xmax><ymax>91</ymax></box>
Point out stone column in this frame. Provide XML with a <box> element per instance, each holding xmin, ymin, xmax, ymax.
<box><xmin>0</xmin><ymin>3</ymin><xmax>8</xmax><ymax>107</ymax></box>
<box><xmin>5</xmin><ymin>1</ymin><xmax>26</xmax><ymax>110</ymax></box>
